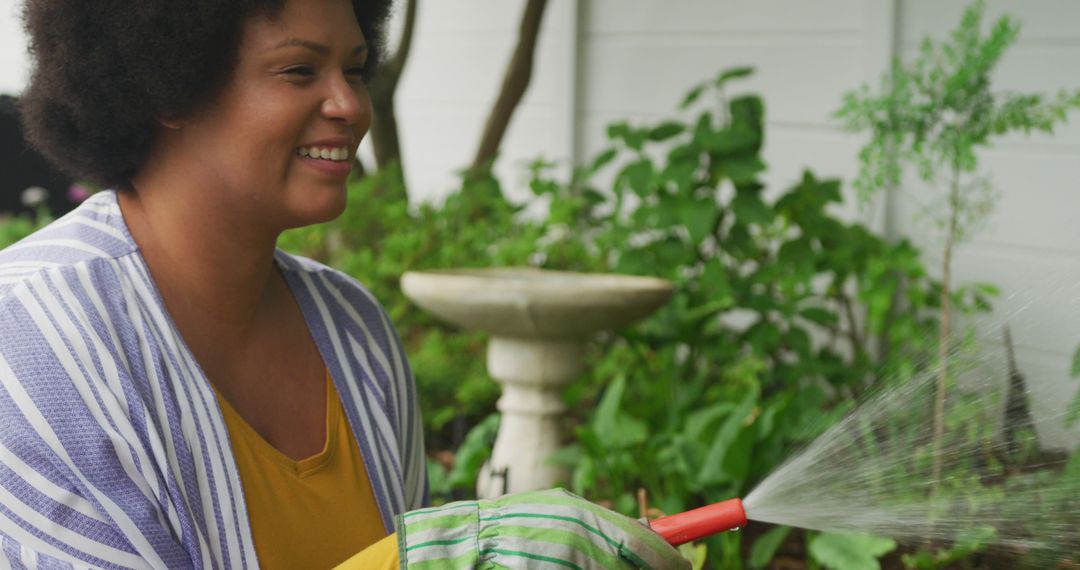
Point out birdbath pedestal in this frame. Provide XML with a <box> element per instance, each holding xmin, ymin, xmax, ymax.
<box><xmin>401</xmin><ymin>268</ymin><xmax>673</xmax><ymax>498</ymax></box>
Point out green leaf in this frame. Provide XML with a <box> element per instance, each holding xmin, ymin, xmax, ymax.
<box><xmin>729</xmin><ymin>96</ymin><xmax>764</xmax><ymax>142</ymax></box>
<box><xmin>590</xmin><ymin>148</ymin><xmax>618</xmax><ymax>173</ymax></box>
<box><xmin>679</xmin><ymin>83</ymin><xmax>708</xmax><ymax>110</ymax></box>
<box><xmin>721</xmin><ymin>422</ymin><xmax>755</xmax><ymax>480</ymax></box>
<box><xmin>1071</xmin><ymin>345</ymin><xmax>1080</xmax><ymax>378</ymax></box>
<box><xmin>447</xmin><ymin>413</ymin><xmax>501</xmax><ymax>489</ymax></box>
<box><xmin>593</xmin><ymin>374</ymin><xmax>628</xmax><ymax>437</ymax></box>
<box><xmin>677</xmin><ymin>543</ymin><xmax>708</xmax><ymax>570</ymax></box>
<box><xmin>701</xmin><ymin>259</ymin><xmax>733</xmax><ymax>302</ymax></box>
<box><xmin>426</xmin><ymin>458</ymin><xmax>450</xmax><ymax>497</ymax></box>
<box><xmin>571</xmin><ymin>456</ymin><xmax>596</xmax><ymax>495</ymax></box>
<box><xmin>678</xmin><ymin>198</ymin><xmax>717</xmax><ymax>244</ymax></box>
<box><xmin>725</xmin><ymin>156</ymin><xmax>767</xmax><ymax>185</ymax></box>
<box><xmin>809</xmin><ymin>532</ymin><xmax>897</xmax><ymax>570</ymax></box>
<box><xmin>698</xmin><ymin>392</ymin><xmax>757</xmax><ymax>485</ymax></box>
<box><xmin>715</xmin><ymin>66</ymin><xmax>755</xmax><ymax>87</ymax></box>
<box><xmin>619</xmin><ymin>159</ymin><xmax>654</xmax><ymax>197</ymax></box>
<box><xmin>801</xmin><ymin>307</ymin><xmax>839</xmax><ymax>327</ymax></box>
<box><xmin>1067</xmin><ymin>391</ymin><xmax>1080</xmax><ymax>428</ymax></box>
<box><xmin>701</xmin><ymin>128</ymin><xmax>758</xmax><ymax>156</ymax></box>
<box><xmin>685</xmin><ymin>403</ymin><xmax>736</xmax><ymax>441</ymax></box>
<box><xmin>973</xmin><ymin>282</ymin><xmax>1001</xmax><ymax>297</ymax></box>
<box><xmin>607</xmin><ymin>122</ymin><xmax>630</xmax><ymax>142</ymax></box>
<box><xmin>649</xmin><ymin>121</ymin><xmax>685</xmax><ymax>142</ymax></box>
<box><xmin>749</xmin><ymin>526</ymin><xmax>791</xmax><ymax>569</ymax></box>
<box><xmin>661</xmin><ymin>160</ymin><xmax>697</xmax><ymax>195</ymax></box>
<box><xmin>545</xmin><ymin>444</ymin><xmax>581</xmax><ymax>468</ymax></box>
<box><xmin>745</xmin><ymin>320</ymin><xmax>781</xmax><ymax>354</ymax></box>
<box><xmin>732</xmin><ymin>186</ymin><xmax>772</xmax><ymax>225</ymax></box>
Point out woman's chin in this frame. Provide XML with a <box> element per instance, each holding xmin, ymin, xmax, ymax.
<box><xmin>286</xmin><ymin>186</ymin><xmax>349</xmax><ymax>228</ymax></box>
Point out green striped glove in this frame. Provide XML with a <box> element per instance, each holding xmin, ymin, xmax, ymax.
<box><xmin>396</xmin><ymin>488</ymin><xmax>690</xmax><ymax>569</ymax></box>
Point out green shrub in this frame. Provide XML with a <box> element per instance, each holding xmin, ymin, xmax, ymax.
<box><xmin>0</xmin><ymin>208</ymin><xmax>51</xmax><ymax>249</ymax></box>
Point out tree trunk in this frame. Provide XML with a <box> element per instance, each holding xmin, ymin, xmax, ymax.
<box><xmin>931</xmin><ymin>172</ymin><xmax>961</xmax><ymax>485</ymax></box>
<box><xmin>470</xmin><ymin>0</ymin><xmax>549</xmax><ymax>177</ymax></box>
<box><xmin>369</xmin><ymin>0</ymin><xmax>418</xmax><ymax>183</ymax></box>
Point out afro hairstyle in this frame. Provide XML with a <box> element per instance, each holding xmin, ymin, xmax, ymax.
<box><xmin>19</xmin><ymin>0</ymin><xmax>394</xmax><ymax>189</ymax></box>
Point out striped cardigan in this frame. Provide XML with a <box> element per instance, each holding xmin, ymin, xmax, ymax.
<box><xmin>0</xmin><ymin>191</ymin><xmax>427</xmax><ymax>569</ymax></box>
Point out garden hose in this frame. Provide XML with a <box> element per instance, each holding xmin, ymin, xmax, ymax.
<box><xmin>649</xmin><ymin>498</ymin><xmax>747</xmax><ymax>546</ymax></box>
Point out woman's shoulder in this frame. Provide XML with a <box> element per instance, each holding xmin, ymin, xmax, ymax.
<box><xmin>0</xmin><ymin>192</ymin><xmax>148</xmax><ymax>380</ymax></box>
<box><xmin>273</xmin><ymin>249</ymin><xmax>407</xmax><ymax>372</ymax></box>
<box><xmin>0</xmin><ymin>191</ymin><xmax>136</xmax><ymax>301</ymax></box>
<box><xmin>273</xmin><ymin>249</ymin><xmax>388</xmax><ymax>315</ymax></box>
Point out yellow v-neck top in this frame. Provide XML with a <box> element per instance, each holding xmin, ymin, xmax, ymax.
<box><xmin>215</xmin><ymin>370</ymin><xmax>399</xmax><ymax>569</ymax></box>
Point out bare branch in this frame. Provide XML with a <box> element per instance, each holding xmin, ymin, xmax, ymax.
<box><xmin>369</xmin><ymin>0</ymin><xmax>418</xmax><ymax>175</ymax></box>
<box><xmin>470</xmin><ymin>0</ymin><xmax>549</xmax><ymax>176</ymax></box>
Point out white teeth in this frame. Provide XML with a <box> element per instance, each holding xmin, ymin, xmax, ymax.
<box><xmin>296</xmin><ymin>146</ymin><xmax>350</xmax><ymax>161</ymax></box>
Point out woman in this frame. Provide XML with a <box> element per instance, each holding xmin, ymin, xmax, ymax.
<box><xmin>0</xmin><ymin>0</ymin><xmax>689</xmax><ymax>568</ymax></box>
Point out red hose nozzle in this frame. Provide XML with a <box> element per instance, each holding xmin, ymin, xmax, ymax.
<box><xmin>649</xmin><ymin>498</ymin><xmax>747</xmax><ymax>547</ymax></box>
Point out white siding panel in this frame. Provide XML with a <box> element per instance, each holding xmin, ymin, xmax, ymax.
<box><xmin>393</xmin><ymin>0</ymin><xmax>575</xmax><ymax>202</ymax></box>
<box><xmin>1008</xmin><ymin>348</ymin><xmax>1080</xmax><ymax>450</ymax></box>
<box><xmin>893</xmin><ymin>148</ymin><xmax>1080</xmax><ymax>254</ymax></box>
<box><xmin>398</xmin><ymin>31</ymin><xmax>520</xmax><ymax>106</ymax></box>
<box><xmin>951</xmin><ymin>243</ymin><xmax>1080</xmax><ymax>357</ymax></box>
<box><xmin>581</xmin><ymin>35</ymin><xmax>862</xmax><ymax>126</ymax></box>
<box><xmin>950</xmin><ymin>246</ymin><xmax>1080</xmax><ymax>449</ymax></box>
<box><xmin>399</xmin><ymin>33</ymin><xmax>572</xmax><ymax>108</ymax></box>
<box><xmin>586</xmin><ymin>0</ymin><xmax>865</xmax><ymax>34</ymax></box>
<box><xmin>395</xmin><ymin>102</ymin><xmax>567</xmax><ymax>204</ymax></box>
<box><xmin>960</xmin><ymin>341</ymin><xmax>1080</xmax><ymax>451</ymax></box>
<box><xmin>394</xmin><ymin>102</ymin><xmax>487</xmax><ymax>201</ymax></box>
<box><xmin>0</xmin><ymin>0</ymin><xmax>29</xmax><ymax>95</ymax></box>
<box><xmin>408</xmin><ymin>1</ymin><xmax>538</xmax><ymax>34</ymax></box>
<box><xmin>899</xmin><ymin>0</ymin><xmax>1080</xmax><ymax>45</ymax></box>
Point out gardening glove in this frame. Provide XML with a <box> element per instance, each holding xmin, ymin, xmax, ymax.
<box><xmin>396</xmin><ymin>488</ymin><xmax>690</xmax><ymax>569</ymax></box>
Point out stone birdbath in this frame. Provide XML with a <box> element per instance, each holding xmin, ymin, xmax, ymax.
<box><xmin>400</xmin><ymin>267</ymin><xmax>674</xmax><ymax>498</ymax></box>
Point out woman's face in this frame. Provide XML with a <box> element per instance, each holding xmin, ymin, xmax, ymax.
<box><xmin>174</xmin><ymin>0</ymin><xmax>371</xmax><ymax>232</ymax></box>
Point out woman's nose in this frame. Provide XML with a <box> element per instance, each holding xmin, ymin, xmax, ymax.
<box><xmin>321</xmin><ymin>75</ymin><xmax>368</xmax><ymax>125</ymax></box>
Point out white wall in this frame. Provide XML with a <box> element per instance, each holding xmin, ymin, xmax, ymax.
<box><xmin>0</xmin><ymin>0</ymin><xmax>29</xmax><ymax>95</ymax></box>
<box><xmin>380</xmin><ymin>0</ymin><xmax>577</xmax><ymax>204</ymax></box>
<box><xmin>578</xmin><ymin>0</ymin><xmax>872</xmax><ymax>216</ymax></box>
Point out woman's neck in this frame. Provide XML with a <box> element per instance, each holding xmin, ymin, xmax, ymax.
<box><xmin>116</xmin><ymin>177</ymin><xmax>287</xmax><ymax>359</ymax></box>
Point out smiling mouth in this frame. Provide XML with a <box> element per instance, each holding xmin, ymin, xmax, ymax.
<box><xmin>295</xmin><ymin>146</ymin><xmax>351</xmax><ymax>161</ymax></box>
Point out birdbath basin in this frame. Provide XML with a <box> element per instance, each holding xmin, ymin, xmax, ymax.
<box><xmin>401</xmin><ymin>267</ymin><xmax>673</xmax><ymax>497</ymax></box>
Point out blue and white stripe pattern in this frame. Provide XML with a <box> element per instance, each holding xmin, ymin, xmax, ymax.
<box><xmin>0</xmin><ymin>190</ymin><xmax>428</xmax><ymax>569</ymax></box>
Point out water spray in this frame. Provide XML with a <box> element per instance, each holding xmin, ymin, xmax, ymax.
<box><xmin>650</xmin><ymin>498</ymin><xmax>747</xmax><ymax>546</ymax></box>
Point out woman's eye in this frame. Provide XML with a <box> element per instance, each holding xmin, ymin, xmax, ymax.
<box><xmin>282</xmin><ymin>66</ymin><xmax>316</xmax><ymax>78</ymax></box>
<box><xmin>345</xmin><ymin>67</ymin><xmax>367</xmax><ymax>82</ymax></box>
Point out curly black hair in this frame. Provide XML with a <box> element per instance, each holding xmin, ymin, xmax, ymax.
<box><xmin>20</xmin><ymin>0</ymin><xmax>393</xmax><ymax>188</ymax></box>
